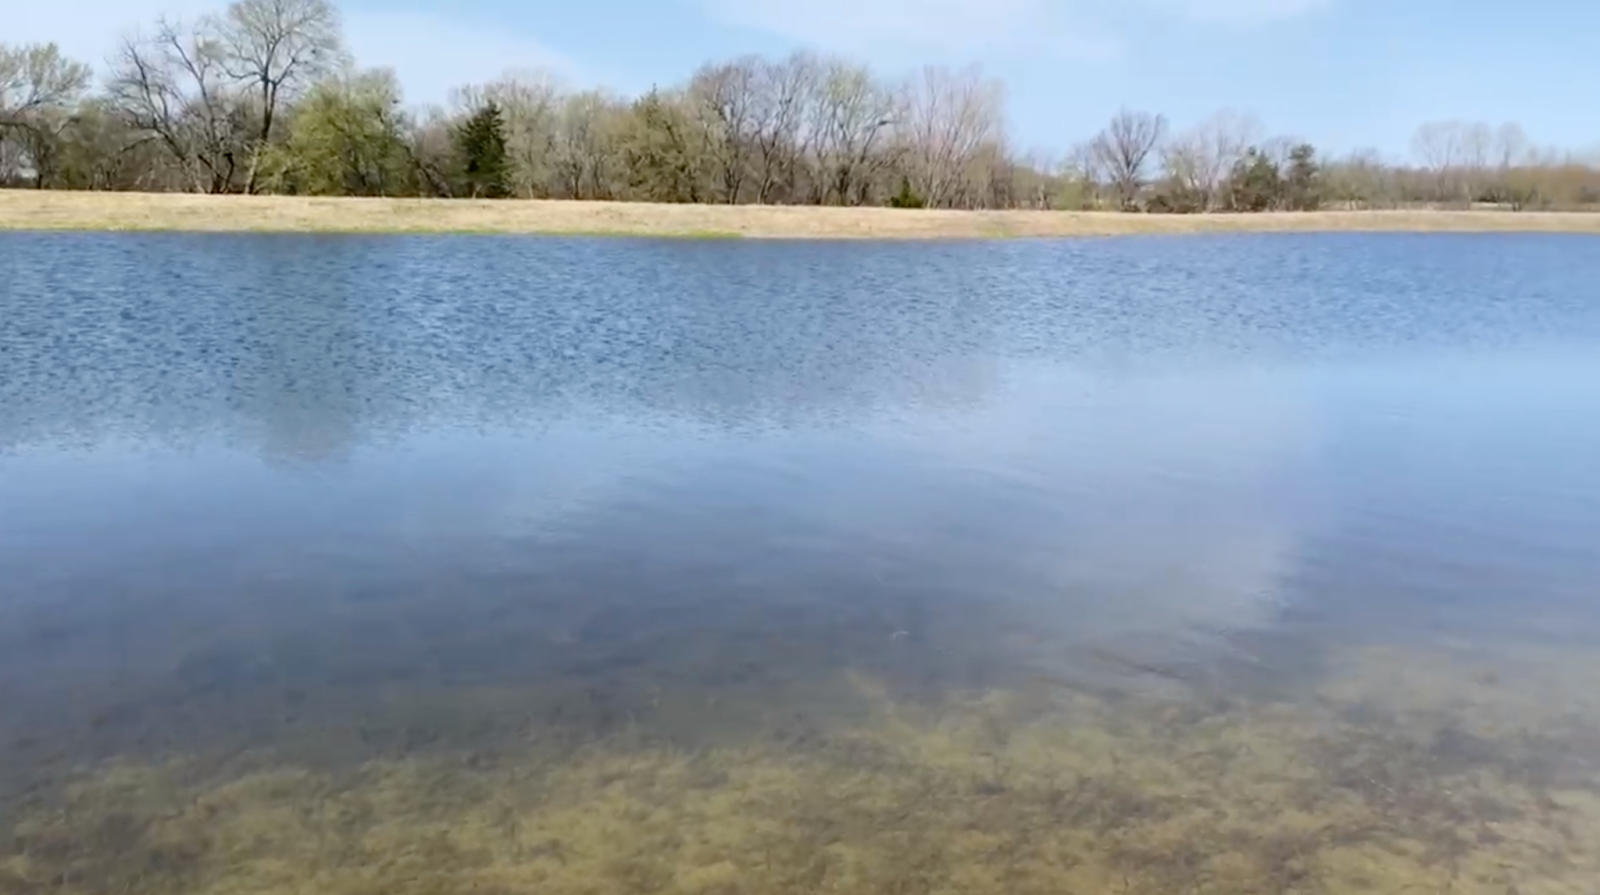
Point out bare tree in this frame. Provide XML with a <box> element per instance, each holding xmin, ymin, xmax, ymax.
<box><xmin>1059</xmin><ymin>140</ymin><xmax>1101</xmax><ymax>208</ymax></box>
<box><xmin>1323</xmin><ymin>147</ymin><xmax>1387</xmax><ymax>209</ymax></box>
<box><xmin>1009</xmin><ymin>147</ymin><xmax>1060</xmax><ymax>209</ymax></box>
<box><xmin>552</xmin><ymin>89</ymin><xmax>625</xmax><ymax>200</ymax></box>
<box><xmin>0</xmin><ymin>42</ymin><xmax>91</xmax><ymax>186</ymax></box>
<box><xmin>1411</xmin><ymin>120</ymin><xmax>1465</xmax><ymax>202</ymax></box>
<box><xmin>689</xmin><ymin>57</ymin><xmax>759</xmax><ymax>203</ymax></box>
<box><xmin>213</xmin><ymin>0</ymin><xmax>344</xmax><ymax>192</ymax></box>
<box><xmin>1158</xmin><ymin>136</ymin><xmax>1205</xmax><ymax>210</ymax></box>
<box><xmin>1091</xmin><ymin>107</ymin><xmax>1167</xmax><ymax>210</ymax></box>
<box><xmin>746</xmin><ymin>52</ymin><xmax>816</xmax><ymax>203</ymax></box>
<box><xmin>1483</xmin><ymin>121</ymin><xmax>1529</xmax><ymax>207</ymax></box>
<box><xmin>1257</xmin><ymin>134</ymin><xmax>1301</xmax><ymax>171</ymax></box>
<box><xmin>1411</xmin><ymin>121</ymin><xmax>1461</xmax><ymax>171</ymax></box>
<box><xmin>963</xmin><ymin>137</ymin><xmax>1017</xmax><ymax>209</ymax></box>
<box><xmin>807</xmin><ymin>57</ymin><xmax>897</xmax><ymax>205</ymax></box>
<box><xmin>110</xmin><ymin>18</ymin><xmax>250</xmax><ymax>193</ymax></box>
<box><xmin>463</xmin><ymin>69</ymin><xmax>564</xmax><ymax>198</ymax></box>
<box><xmin>1493</xmin><ymin>121</ymin><xmax>1528</xmax><ymax>170</ymax></box>
<box><xmin>1459</xmin><ymin>120</ymin><xmax>1493</xmax><ymax>201</ymax></box>
<box><xmin>899</xmin><ymin>63</ymin><xmax>1005</xmax><ymax>208</ymax></box>
<box><xmin>405</xmin><ymin>104</ymin><xmax>456</xmax><ymax>196</ymax></box>
<box><xmin>1163</xmin><ymin>108</ymin><xmax>1259</xmax><ymax>210</ymax></box>
<box><xmin>0</xmin><ymin>43</ymin><xmax>91</xmax><ymax>124</ymax></box>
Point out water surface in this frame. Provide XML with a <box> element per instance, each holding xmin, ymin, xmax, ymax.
<box><xmin>3</xmin><ymin>232</ymin><xmax>1600</xmax><ymax>894</ymax></box>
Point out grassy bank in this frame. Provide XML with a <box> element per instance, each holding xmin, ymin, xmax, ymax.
<box><xmin>4</xmin><ymin>190</ymin><xmax>1600</xmax><ymax>239</ymax></box>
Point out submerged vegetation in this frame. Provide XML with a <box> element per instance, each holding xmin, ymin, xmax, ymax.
<box><xmin>3</xmin><ymin>632</ymin><xmax>1597</xmax><ymax>895</ymax></box>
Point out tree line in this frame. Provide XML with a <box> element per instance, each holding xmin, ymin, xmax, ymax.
<box><xmin>3</xmin><ymin>0</ymin><xmax>1598</xmax><ymax>212</ymax></box>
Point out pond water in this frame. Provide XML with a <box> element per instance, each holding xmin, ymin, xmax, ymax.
<box><xmin>2</xmin><ymin>232</ymin><xmax>1599</xmax><ymax>895</ymax></box>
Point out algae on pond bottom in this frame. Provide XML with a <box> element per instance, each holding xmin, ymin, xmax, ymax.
<box><xmin>4</xmin><ymin>657</ymin><xmax>1598</xmax><ymax>895</ymax></box>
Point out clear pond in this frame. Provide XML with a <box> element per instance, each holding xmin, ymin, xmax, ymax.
<box><xmin>2</xmin><ymin>232</ymin><xmax>1600</xmax><ymax>895</ymax></box>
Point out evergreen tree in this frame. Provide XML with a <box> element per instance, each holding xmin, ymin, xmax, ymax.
<box><xmin>1227</xmin><ymin>147</ymin><xmax>1284</xmax><ymax>212</ymax></box>
<box><xmin>454</xmin><ymin>101</ymin><xmax>509</xmax><ymax>198</ymax></box>
<box><xmin>887</xmin><ymin>176</ymin><xmax>926</xmax><ymax>208</ymax></box>
<box><xmin>1283</xmin><ymin>143</ymin><xmax>1322</xmax><ymax>211</ymax></box>
<box><xmin>1146</xmin><ymin>176</ymin><xmax>1206</xmax><ymax>213</ymax></box>
<box><xmin>621</xmin><ymin>88</ymin><xmax>700</xmax><ymax>203</ymax></box>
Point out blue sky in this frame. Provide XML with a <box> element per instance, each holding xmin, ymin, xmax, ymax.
<box><xmin>15</xmin><ymin>0</ymin><xmax>1600</xmax><ymax>161</ymax></box>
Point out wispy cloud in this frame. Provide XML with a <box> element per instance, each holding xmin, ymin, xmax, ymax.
<box><xmin>1177</xmin><ymin>0</ymin><xmax>1335</xmax><ymax>24</ymax></box>
<box><xmin>873</xmin><ymin>363</ymin><xmax>1326</xmax><ymax>646</ymax></box>
<box><xmin>698</xmin><ymin>0</ymin><xmax>1122</xmax><ymax>62</ymax></box>
<box><xmin>698</xmin><ymin>0</ymin><xmax>1335</xmax><ymax>64</ymax></box>
<box><xmin>343</xmin><ymin>11</ymin><xmax>575</xmax><ymax>106</ymax></box>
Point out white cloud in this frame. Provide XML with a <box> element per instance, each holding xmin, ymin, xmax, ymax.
<box><xmin>873</xmin><ymin>362</ymin><xmax>1329</xmax><ymax>648</ymax></box>
<box><xmin>1178</xmin><ymin>0</ymin><xmax>1335</xmax><ymax>24</ymax></box>
<box><xmin>699</xmin><ymin>0</ymin><xmax>1335</xmax><ymax>63</ymax></box>
<box><xmin>4</xmin><ymin>0</ymin><xmax>573</xmax><ymax>108</ymax></box>
<box><xmin>698</xmin><ymin>0</ymin><xmax>1122</xmax><ymax>62</ymax></box>
<box><xmin>342</xmin><ymin>10</ymin><xmax>574</xmax><ymax>107</ymax></box>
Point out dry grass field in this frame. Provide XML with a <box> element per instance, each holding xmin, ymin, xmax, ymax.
<box><xmin>5</xmin><ymin>189</ymin><xmax>1600</xmax><ymax>239</ymax></box>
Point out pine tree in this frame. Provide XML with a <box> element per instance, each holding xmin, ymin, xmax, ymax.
<box><xmin>887</xmin><ymin>176</ymin><xmax>926</xmax><ymax>208</ymax></box>
<box><xmin>622</xmin><ymin>88</ymin><xmax>700</xmax><ymax>203</ymax></box>
<box><xmin>1227</xmin><ymin>147</ymin><xmax>1284</xmax><ymax>212</ymax></box>
<box><xmin>454</xmin><ymin>101</ymin><xmax>510</xmax><ymax>198</ymax></box>
<box><xmin>1283</xmin><ymin>143</ymin><xmax>1322</xmax><ymax>211</ymax></box>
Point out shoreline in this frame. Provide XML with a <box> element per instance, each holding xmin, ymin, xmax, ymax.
<box><xmin>4</xmin><ymin>190</ymin><xmax>1600</xmax><ymax>239</ymax></box>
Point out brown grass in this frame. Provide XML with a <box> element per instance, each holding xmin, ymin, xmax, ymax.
<box><xmin>4</xmin><ymin>189</ymin><xmax>1600</xmax><ymax>239</ymax></box>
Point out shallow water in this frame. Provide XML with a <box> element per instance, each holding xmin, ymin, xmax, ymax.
<box><xmin>2</xmin><ymin>232</ymin><xmax>1600</xmax><ymax>894</ymax></box>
